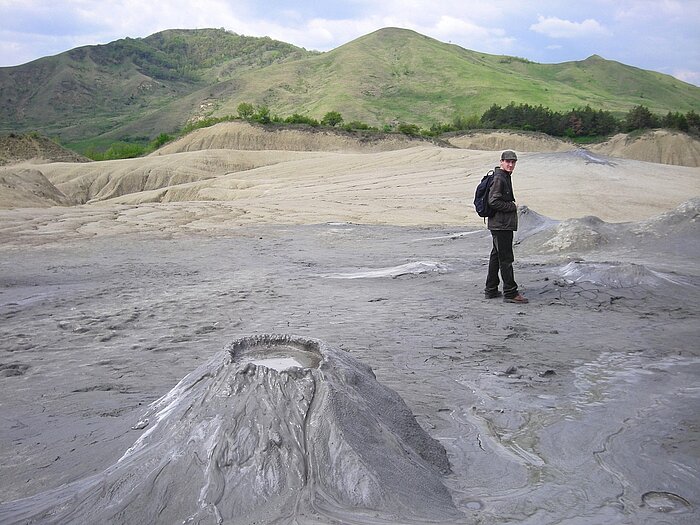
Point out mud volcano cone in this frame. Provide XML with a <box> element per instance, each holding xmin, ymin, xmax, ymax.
<box><xmin>1</xmin><ymin>334</ymin><xmax>461</xmax><ymax>524</ymax></box>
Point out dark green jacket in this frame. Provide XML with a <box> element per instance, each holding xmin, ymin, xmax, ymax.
<box><xmin>487</xmin><ymin>167</ymin><xmax>518</xmax><ymax>231</ymax></box>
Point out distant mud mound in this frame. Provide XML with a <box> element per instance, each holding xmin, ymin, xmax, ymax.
<box><xmin>34</xmin><ymin>149</ymin><xmax>315</xmax><ymax>204</ymax></box>
<box><xmin>541</xmin><ymin>216</ymin><xmax>616</xmax><ymax>252</ymax></box>
<box><xmin>154</xmin><ymin>121</ymin><xmax>433</xmax><ymax>154</ymax></box>
<box><xmin>0</xmin><ymin>334</ymin><xmax>460</xmax><ymax>525</ymax></box>
<box><xmin>557</xmin><ymin>261</ymin><xmax>689</xmax><ymax>289</ymax></box>
<box><xmin>632</xmin><ymin>197</ymin><xmax>700</xmax><ymax>238</ymax></box>
<box><xmin>516</xmin><ymin>205</ymin><xmax>560</xmax><ymax>242</ymax></box>
<box><xmin>447</xmin><ymin>129</ymin><xmax>700</xmax><ymax>167</ymax></box>
<box><xmin>519</xmin><ymin>199</ymin><xmax>700</xmax><ymax>257</ymax></box>
<box><xmin>446</xmin><ymin>130</ymin><xmax>575</xmax><ymax>153</ymax></box>
<box><xmin>0</xmin><ymin>166</ymin><xmax>74</xmax><ymax>208</ymax></box>
<box><xmin>588</xmin><ymin>130</ymin><xmax>700</xmax><ymax>167</ymax></box>
<box><xmin>519</xmin><ymin>215</ymin><xmax>619</xmax><ymax>254</ymax></box>
<box><xmin>0</xmin><ymin>133</ymin><xmax>88</xmax><ymax>166</ymax></box>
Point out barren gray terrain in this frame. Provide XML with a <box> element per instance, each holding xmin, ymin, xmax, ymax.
<box><xmin>1</xmin><ymin>200</ymin><xmax>698</xmax><ymax>523</ymax></box>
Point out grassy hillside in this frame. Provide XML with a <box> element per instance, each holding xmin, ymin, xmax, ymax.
<box><xmin>209</xmin><ymin>28</ymin><xmax>700</xmax><ymax>127</ymax></box>
<box><xmin>0</xmin><ymin>29</ymin><xmax>313</xmax><ymax>142</ymax></box>
<box><xmin>1</xmin><ymin>27</ymin><xmax>698</xmax><ymax>149</ymax></box>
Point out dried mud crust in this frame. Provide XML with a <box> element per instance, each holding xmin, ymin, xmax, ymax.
<box><xmin>0</xmin><ymin>220</ymin><xmax>698</xmax><ymax>524</ymax></box>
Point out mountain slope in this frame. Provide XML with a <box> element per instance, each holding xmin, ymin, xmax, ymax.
<box><xmin>1</xmin><ymin>27</ymin><xmax>699</xmax><ymax>147</ymax></box>
<box><xmin>208</xmin><ymin>28</ymin><xmax>699</xmax><ymax>126</ymax></box>
<box><xmin>0</xmin><ymin>29</ymin><xmax>313</xmax><ymax>141</ymax></box>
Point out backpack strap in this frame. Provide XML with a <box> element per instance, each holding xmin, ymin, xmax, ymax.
<box><xmin>483</xmin><ymin>169</ymin><xmax>496</xmax><ymax>223</ymax></box>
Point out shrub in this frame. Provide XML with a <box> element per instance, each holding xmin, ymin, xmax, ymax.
<box><xmin>452</xmin><ymin>114</ymin><xmax>481</xmax><ymax>131</ymax></box>
<box><xmin>254</xmin><ymin>105</ymin><xmax>271</xmax><ymax>124</ymax></box>
<box><xmin>237</xmin><ymin>102</ymin><xmax>255</xmax><ymax>120</ymax></box>
<box><xmin>83</xmin><ymin>147</ymin><xmax>105</xmax><ymax>161</ymax></box>
<box><xmin>343</xmin><ymin>120</ymin><xmax>375</xmax><ymax>131</ymax></box>
<box><xmin>149</xmin><ymin>133</ymin><xmax>173</xmax><ymax>150</ymax></box>
<box><xmin>321</xmin><ymin>111</ymin><xmax>343</xmax><ymax>127</ymax></box>
<box><xmin>103</xmin><ymin>142</ymin><xmax>145</xmax><ymax>159</ymax></box>
<box><xmin>397</xmin><ymin>122</ymin><xmax>421</xmax><ymax>136</ymax></box>
<box><xmin>284</xmin><ymin>113</ymin><xmax>319</xmax><ymax>126</ymax></box>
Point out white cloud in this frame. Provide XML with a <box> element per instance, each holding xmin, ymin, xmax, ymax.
<box><xmin>530</xmin><ymin>15</ymin><xmax>610</xmax><ymax>39</ymax></box>
<box><xmin>240</xmin><ymin>10</ymin><xmax>513</xmax><ymax>54</ymax></box>
<box><xmin>73</xmin><ymin>0</ymin><xmax>246</xmax><ymax>38</ymax></box>
<box><xmin>673</xmin><ymin>69</ymin><xmax>700</xmax><ymax>86</ymax></box>
<box><xmin>614</xmin><ymin>0</ymin><xmax>687</xmax><ymax>22</ymax></box>
<box><xmin>251</xmin><ymin>0</ymin><xmax>517</xmax><ymax>53</ymax></box>
<box><xmin>432</xmin><ymin>15</ymin><xmax>496</xmax><ymax>42</ymax></box>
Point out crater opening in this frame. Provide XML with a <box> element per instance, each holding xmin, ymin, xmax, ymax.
<box><xmin>642</xmin><ymin>491</ymin><xmax>692</xmax><ymax>513</ymax></box>
<box><xmin>228</xmin><ymin>334</ymin><xmax>322</xmax><ymax>371</ymax></box>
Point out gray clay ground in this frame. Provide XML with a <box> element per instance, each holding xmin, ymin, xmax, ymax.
<box><xmin>0</xmin><ymin>216</ymin><xmax>698</xmax><ymax>524</ymax></box>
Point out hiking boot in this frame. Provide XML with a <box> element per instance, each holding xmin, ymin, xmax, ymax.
<box><xmin>484</xmin><ymin>290</ymin><xmax>502</xmax><ymax>299</ymax></box>
<box><xmin>504</xmin><ymin>294</ymin><xmax>529</xmax><ymax>304</ymax></box>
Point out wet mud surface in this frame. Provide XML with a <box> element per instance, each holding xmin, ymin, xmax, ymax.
<box><xmin>0</xmin><ymin>221</ymin><xmax>698</xmax><ymax>524</ymax></box>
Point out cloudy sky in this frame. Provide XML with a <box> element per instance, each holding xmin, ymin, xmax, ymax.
<box><xmin>1</xmin><ymin>0</ymin><xmax>699</xmax><ymax>86</ymax></box>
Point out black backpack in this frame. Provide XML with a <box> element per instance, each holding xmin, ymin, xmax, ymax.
<box><xmin>474</xmin><ymin>170</ymin><xmax>496</xmax><ymax>218</ymax></box>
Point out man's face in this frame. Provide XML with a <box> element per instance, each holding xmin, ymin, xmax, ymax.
<box><xmin>500</xmin><ymin>159</ymin><xmax>516</xmax><ymax>173</ymax></box>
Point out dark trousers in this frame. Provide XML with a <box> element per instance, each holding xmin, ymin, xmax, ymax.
<box><xmin>485</xmin><ymin>230</ymin><xmax>518</xmax><ymax>298</ymax></box>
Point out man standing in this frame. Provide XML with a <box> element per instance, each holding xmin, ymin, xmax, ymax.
<box><xmin>484</xmin><ymin>150</ymin><xmax>528</xmax><ymax>303</ymax></box>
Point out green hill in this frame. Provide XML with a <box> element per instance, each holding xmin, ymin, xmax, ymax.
<box><xmin>0</xmin><ymin>28</ymin><xmax>313</xmax><ymax>142</ymax></box>
<box><xmin>1</xmin><ymin>27</ymin><xmax>698</xmax><ymax>150</ymax></box>
<box><xmin>209</xmin><ymin>28</ymin><xmax>699</xmax><ymax>126</ymax></box>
